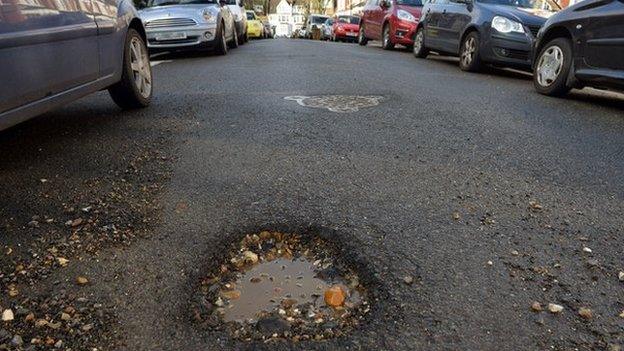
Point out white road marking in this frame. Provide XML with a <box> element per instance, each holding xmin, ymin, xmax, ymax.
<box><xmin>150</xmin><ymin>60</ymin><xmax>172</xmax><ymax>67</ymax></box>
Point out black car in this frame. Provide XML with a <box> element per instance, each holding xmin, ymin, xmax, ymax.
<box><xmin>533</xmin><ymin>0</ymin><xmax>624</xmax><ymax>96</ymax></box>
<box><xmin>413</xmin><ymin>0</ymin><xmax>560</xmax><ymax>71</ymax></box>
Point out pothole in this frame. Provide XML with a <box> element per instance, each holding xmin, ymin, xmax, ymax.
<box><xmin>284</xmin><ymin>95</ymin><xmax>383</xmax><ymax>113</ymax></box>
<box><xmin>194</xmin><ymin>231</ymin><xmax>370</xmax><ymax>342</ymax></box>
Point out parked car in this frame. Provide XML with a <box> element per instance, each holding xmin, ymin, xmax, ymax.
<box><xmin>320</xmin><ymin>18</ymin><xmax>335</xmax><ymax>40</ymax></box>
<box><xmin>332</xmin><ymin>15</ymin><xmax>361</xmax><ymax>42</ymax></box>
<box><xmin>532</xmin><ymin>0</ymin><xmax>624</xmax><ymax>96</ymax></box>
<box><xmin>225</xmin><ymin>0</ymin><xmax>248</xmax><ymax>44</ymax></box>
<box><xmin>412</xmin><ymin>0</ymin><xmax>560</xmax><ymax>72</ymax></box>
<box><xmin>138</xmin><ymin>0</ymin><xmax>238</xmax><ymax>55</ymax></box>
<box><xmin>0</xmin><ymin>0</ymin><xmax>152</xmax><ymax>131</ymax></box>
<box><xmin>358</xmin><ymin>0</ymin><xmax>422</xmax><ymax>49</ymax></box>
<box><xmin>246</xmin><ymin>11</ymin><xmax>264</xmax><ymax>38</ymax></box>
<box><xmin>305</xmin><ymin>14</ymin><xmax>330</xmax><ymax>39</ymax></box>
<box><xmin>262</xmin><ymin>21</ymin><xmax>274</xmax><ymax>38</ymax></box>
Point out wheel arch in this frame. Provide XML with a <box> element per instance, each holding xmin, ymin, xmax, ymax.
<box><xmin>535</xmin><ymin>26</ymin><xmax>573</xmax><ymax>60</ymax></box>
<box><xmin>459</xmin><ymin>25</ymin><xmax>480</xmax><ymax>50</ymax></box>
<box><xmin>128</xmin><ymin>18</ymin><xmax>147</xmax><ymax>43</ymax></box>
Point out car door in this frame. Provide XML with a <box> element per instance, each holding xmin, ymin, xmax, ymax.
<box><xmin>422</xmin><ymin>0</ymin><xmax>446</xmax><ymax>50</ymax></box>
<box><xmin>443</xmin><ymin>0</ymin><xmax>471</xmax><ymax>53</ymax></box>
<box><xmin>582</xmin><ymin>0</ymin><xmax>624</xmax><ymax>70</ymax></box>
<box><xmin>0</xmin><ymin>0</ymin><xmax>99</xmax><ymax>114</ymax></box>
<box><xmin>435</xmin><ymin>0</ymin><xmax>463</xmax><ymax>52</ymax></box>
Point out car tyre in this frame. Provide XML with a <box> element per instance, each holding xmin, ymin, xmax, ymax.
<box><xmin>382</xmin><ymin>23</ymin><xmax>394</xmax><ymax>50</ymax></box>
<box><xmin>358</xmin><ymin>24</ymin><xmax>368</xmax><ymax>46</ymax></box>
<box><xmin>229</xmin><ymin>26</ymin><xmax>239</xmax><ymax>48</ymax></box>
<box><xmin>214</xmin><ymin>21</ymin><xmax>228</xmax><ymax>55</ymax></box>
<box><xmin>459</xmin><ymin>31</ymin><xmax>482</xmax><ymax>72</ymax></box>
<box><xmin>533</xmin><ymin>37</ymin><xmax>573</xmax><ymax>97</ymax></box>
<box><xmin>412</xmin><ymin>26</ymin><xmax>429</xmax><ymax>58</ymax></box>
<box><xmin>108</xmin><ymin>28</ymin><xmax>152</xmax><ymax>109</ymax></box>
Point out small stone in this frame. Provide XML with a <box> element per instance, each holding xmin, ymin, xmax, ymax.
<box><xmin>619</xmin><ymin>310</ymin><xmax>624</xmax><ymax>318</ymax></box>
<box><xmin>11</xmin><ymin>335</ymin><xmax>23</xmax><ymax>346</ymax></box>
<box><xmin>531</xmin><ymin>302</ymin><xmax>543</xmax><ymax>312</ymax></box>
<box><xmin>528</xmin><ymin>201</ymin><xmax>543</xmax><ymax>211</ymax></box>
<box><xmin>511</xmin><ymin>250</ymin><xmax>519</xmax><ymax>256</ymax></box>
<box><xmin>243</xmin><ymin>251</ymin><xmax>259</xmax><ymax>264</ymax></box>
<box><xmin>54</xmin><ymin>340</ymin><xmax>63</xmax><ymax>348</ymax></box>
<box><xmin>324</xmin><ymin>285</ymin><xmax>346</xmax><ymax>307</ymax></box>
<box><xmin>487</xmin><ymin>260</ymin><xmax>493</xmax><ymax>266</ymax></box>
<box><xmin>60</xmin><ymin>313</ymin><xmax>71</xmax><ymax>321</ymax></box>
<box><xmin>70</xmin><ymin>218</ymin><xmax>83</xmax><ymax>227</ymax></box>
<box><xmin>281</xmin><ymin>298</ymin><xmax>298</xmax><ymax>309</ymax></box>
<box><xmin>214</xmin><ymin>297</ymin><xmax>224</xmax><ymax>307</ymax></box>
<box><xmin>578</xmin><ymin>307</ymin><xmax>592</xmax><ymax>319</ymax></box>
<box><xmin>618</xmin><ymin>271</ymin><xmax>624</xmax><ymax>281</ymax></box>
<box><xmin>81</xmin><ymin>323</ymin><xmax>93</xmax><ymax>331</ymax></box>
<box><xmin>24</xmin><ymin>313</ymin><xmax>35</xmax><ymax>322</ymax></box>
<box><xmin>452</xmin><ymin>212</ymin><xmax>460</xmax><ymax>220</ymax></box>
<box><xmin>587</xmin><ymin>259</ymin><xmax>599</xmax><ymax>267</ymax></box>
<box><xmin>76</xmin><ymin>276</ymin><xmax>89</xmax><ymax>285</ymax></box>
<box><xmin>256</xmin><ymin>316</ymin><xmax>290</xmax><ymax>335</ymax></box>
<box><xmin>35</xmin><ymin>319</ymin><xmax>48</xmax><ymax>327</ymax></box>
<box><xmin>548</xmin><ymin>303</ymin><xmax>564</xmax><ymax>313</ymax></box>
<box><xmin>57</xmin><ymin>257</ymin><xmax>69</xmax><ymax>267</ymax></box>
<box><xmin>2</xmin><ymin>309</ymin><xmax>14</xmax><ymax>321</ymax></box>
<box><xmin>582</xmin><ymin>247</ymin><xmax>592</xmax><ymax>253</ymax></box>
<box><xmin>403</xmin><ymin>275</ymin><xmax>414</xmax><ymax>285</ymax></box>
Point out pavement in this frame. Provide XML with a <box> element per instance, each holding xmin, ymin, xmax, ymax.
<box><xmin>1</xmin><ymin>38</ymin><xmax>623</xmax><ymax>351</ymax></box>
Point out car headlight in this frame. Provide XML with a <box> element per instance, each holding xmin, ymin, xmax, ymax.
<box><xmin>491</xmin><ymin>16</ymin><xmax>524</xmax><ymax>34</ymax></box>
<box><xmin>337</xmin><ymin>25</ymin><xmax>343</xmax><ymax>31</ymax></box>
<box><xmin>397</xmin><ymin>9</ymin><xmax>416</xmax><ymax>23</ymax></box>
<box><xmin>201</xmin><ymin>8</ymin><xmax>218</xmax><ymax>23</ymax></box>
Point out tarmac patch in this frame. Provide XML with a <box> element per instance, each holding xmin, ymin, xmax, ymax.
<box><xmin>284</xmin><ymin>95</ymin><xmax>383</xmax><ymax>113</ymax></box>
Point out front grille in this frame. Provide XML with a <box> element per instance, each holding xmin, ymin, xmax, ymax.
<box><xmin>527</xmin><ymin>25</ymin><xmax>541</xmax><ymax>38</ymax></box>
<box><xmin>145</xmin><ymin>18</ymin><xmax>197</xmax><ymax>28</ymax></box>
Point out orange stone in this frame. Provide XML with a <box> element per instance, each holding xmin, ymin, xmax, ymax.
<box><xmin>324</xmin><ymin>285</ymin><xmax>346</xmax><ymax>307</ymax></box>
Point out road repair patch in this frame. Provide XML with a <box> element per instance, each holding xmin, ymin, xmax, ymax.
<box><xmin>193</xmin><ymin>231</ymin><xmax>370</xmax><ymax>342</ymax></box>
<box><xmin>284</xmin><ymin>95</ymin><xmax>383</xmax><ymax>113</ymax></box>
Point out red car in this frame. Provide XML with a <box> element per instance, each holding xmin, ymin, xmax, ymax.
<box><xmin>331</xmin><ymin>15</ymin><xmax>361</xmax><ymax>42</ymax></box>
<box><xmin>358</xmin><ymin>0</ymin><xmax>422</xmax><ymax>50</ymax></box>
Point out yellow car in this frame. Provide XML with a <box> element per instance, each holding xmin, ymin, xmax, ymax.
<box><xmin>246</xmin><ymin>11</ymin><xmax>264</xmax><ymax>39</ymax></box>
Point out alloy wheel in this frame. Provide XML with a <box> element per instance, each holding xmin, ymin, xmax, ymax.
<box><xmin>461</xmin><ymin>36</ymin><xmax>476</xmax><ymax>67</ymax></box>
<box><xmin>536</xmin><ymin>45</ymin><xmax>564</xmax><ymax>87</ymax></box>
<box><xmin>413</xmin><ymin>30</ymin><xmax>423</xmax><ymax>54</ymax></box>
<box><xmin>129</xmin><ymin>37</ymin><xmax>151</xmax><ymax>99</ymax></box>
<box><xmin>383</xmin><ymin>26</ymin><xmax>389</xmax><ymax>47</ymax></box>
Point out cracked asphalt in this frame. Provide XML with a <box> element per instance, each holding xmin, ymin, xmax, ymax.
<box><xmin>1</xmin><ymin>38</ymin><xmax>624</xmax><ymax>351</ymax></box>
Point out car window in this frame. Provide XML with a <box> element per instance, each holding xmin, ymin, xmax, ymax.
<box><xmin>477</xmin><ymin>0</ymin><xmax>561</xmax><ymax>10</ymax></box>
<box><xmin>396</xmin><ymin>0</ymin><xmax>423</xmax><ymax>5</ymax></box>
<box><xmin>147</xmin><ymin>0</ymin><xmax>217</xmax><ymax>6</ymax></box>
<box><xmin>337</xmin><ymin>16</ymin><xmax>361</xmax><ymax>24</ymax></box>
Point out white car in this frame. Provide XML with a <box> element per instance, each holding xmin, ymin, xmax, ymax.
<box><xmin>225</xmin><ymin>0</ymin><xmax>247</xmax><ymax>44</ymax></box>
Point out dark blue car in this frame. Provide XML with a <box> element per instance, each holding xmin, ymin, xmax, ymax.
<box><xmin>412</xmin><ymin>0</ymin><xmax>560</xmax><ymax>71</ymax></box>
<box><xmin>0</xmin><ymin>0</ymin><xmax>152</xmax><ymax>131</ymax></box>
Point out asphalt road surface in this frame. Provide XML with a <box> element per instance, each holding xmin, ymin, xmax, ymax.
<box><xmin>1</xmin><ymin>39</ymin><xmax>624</xmax><ymax>351</ymax></box>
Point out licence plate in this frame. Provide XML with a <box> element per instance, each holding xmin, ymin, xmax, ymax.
<box><xmin>346</xmin><ymin>32</ymin><xmax>357</xmax><ymax>36</ymax></box>
<box><xmin>155</xmin><ymin>32</ymin><xmax>187</xmax><ymax>41</ymax></box>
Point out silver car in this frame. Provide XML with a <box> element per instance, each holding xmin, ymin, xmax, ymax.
<box><xmin>0</xmin><ymin>0</ymin><xmax>152</xmax><ymax>131</ymax></box>
<box><xmin>138</xmin><ymin>0</ymin><xmax>238</xmax><ymax>55</ymax></box>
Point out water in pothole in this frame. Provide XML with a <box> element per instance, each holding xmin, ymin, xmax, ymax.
<box><xmin>222</xmin><ymin>258</ymin><xmax>332</xmax><ymax>322</ymax></box>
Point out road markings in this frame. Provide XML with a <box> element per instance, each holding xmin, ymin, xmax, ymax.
<box><xmin>284</xmin><ymin>95</ymin><xmax>384</xmax><ymax>113</ymax></box>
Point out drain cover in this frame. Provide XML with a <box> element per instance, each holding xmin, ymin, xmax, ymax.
<box><xmin>195</xmin><ymin>231</ymin><xmax>369</xmax><ymax>341</ymax></box>
<box><xmin>284</xmin><ymin>95</ymin><xmax>383</xmax><ymax>113</ymax></box>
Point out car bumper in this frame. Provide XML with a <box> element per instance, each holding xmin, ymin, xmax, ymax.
<box><xmin>145</xmin><ymin>24</ymin><xmax>219</xmax><ymax>51</ymax></box>
<box><xmin>482</xmin><ymin>30</ymin><xmax>534</xmax><ymax>68</ymax></box>
<box><xmin>392</xmin><ymin>19</ymin><xmax>417</xmax><ymax>45</ymax></box>
<box><xmin>334</xmin><ymin>29</ymin><xmax>359</xmax><ymax>40</ymax></box>
<box><xmin>247</xmin><ymin>26</ymin><xmax>263</xmax><ymax>37</ymax></box>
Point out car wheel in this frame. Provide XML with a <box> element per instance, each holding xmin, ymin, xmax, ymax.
<box><xmin>229</xmin><ymin>26</ymin><xmax>239</xmax><ymax>48</ymax></box>
<box><xmin>382</xmin><ymin>24</ymin><xmax>394</xmax><ymax>50</ymax></box>
<box><xmin>108</xmin><ymin>28</ymin><xmax>152</xmax><ymax>109</ymax></box>
<box><xmin>533</xmin><ymin>37</ymin><xmax>573</xmax><ymax>97</ymax></box>
<box><xmin>358</xmin><ymin>24</ymin><xmax>368</xmax><ymax>46</ymax></box>
<box><xmin>214</xmin><ymin>22</ymin><xmax>228</xmax><ymax>55</ymax></box>
<box><xmin>413</xmin><ymin>27</ymin><xmax>429</xmax><ymax>58</ymax></box>
<box><xmin>459</xmin><ymin>31</ymin><xmax>481</xmax><ymax>72</ymax></box>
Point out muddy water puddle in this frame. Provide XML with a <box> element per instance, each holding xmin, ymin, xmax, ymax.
<box><xmin>195</xmin><ymin>231</ymin><xmax>370</xmax><ymax>341</ymax></box>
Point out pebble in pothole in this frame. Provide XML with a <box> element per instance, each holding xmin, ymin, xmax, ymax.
<box><xmin>194</xmin><ymin>231</ymin><xmax>370</xmax><ymax>342</ymax></box>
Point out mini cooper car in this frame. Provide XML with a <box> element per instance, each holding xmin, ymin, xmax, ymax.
<box><xmin>413</xmin><ymin>0</ymin><xmax>560</xmax><ymax>71</ymax></box>
<box><xmin>139</xmin><ymin>0</ymin><xmax>238</xmax><ymax>55</ymax></box>
<box><xmin>246</xmin><ymin>11</ymin><xmax>264</xmax><ymax>38</ymax></box>
<box><xmin>332</xmin><ymin>15</ymin><xmax>361</xmax><ymax>42</ymax></box>
<box><xmin>0</xmin><ymin>0</ymin><xmax>152</xmax><ymax>131</ymax></box>
<box><xmin>533</xmin><ymin>0</ymin><xmax>624</xmax><ymax>96</ymax></box>
<box><xmin>358</xmin><ymin>0</ymin><xmax>423</xmax><ymax>49</ymax></box>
